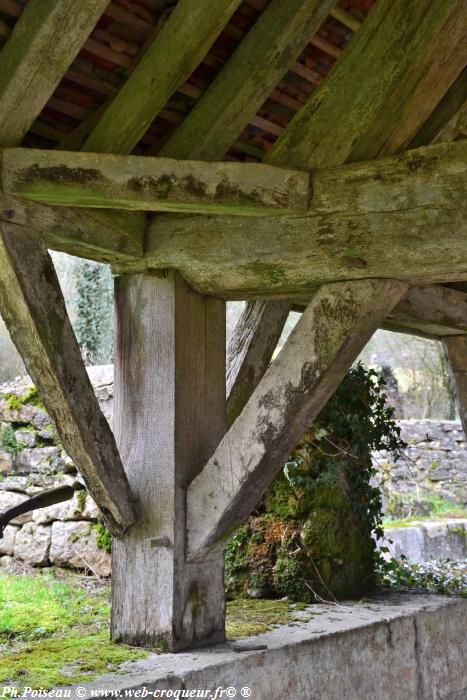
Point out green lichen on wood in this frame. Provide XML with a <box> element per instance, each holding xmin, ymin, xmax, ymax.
<box><xmin>225</xmin><ymin>364</ymin><xmax>406</xmax><ymax>602</ymax></box>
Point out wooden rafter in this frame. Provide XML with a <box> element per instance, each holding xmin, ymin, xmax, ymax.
<box><xmin>2</xmin><ymin>148</ymin><xmax>310</xmax><ymax>217</ymax></box>
<box><xmin>82</xmin><ymin>0</ymin><xmax>243</xmax><ymax>155</ymax></box>
<box><xmin>0</xmin><ymin>0</ymin><xmax>110</xmax><ymax>147</ymax></box>
<box><xmin>187</xmin><ymin>278</ymin><xmax>408</xmax><ymax>558</ymax></box>
<box><xmin>409</xmin><ymin>68</ymin><xmax>467</xmax><ymax>149</ymax></box>
<box><xmin>159</xmin><ymin>0</ymin><xmax>338</xmax><ymax>161</ymax></box>
<box><xmin>0</xmin><ymin>222</ymin><xmax>136</xmax><ymax>536</ymax></box>
<box><xmin>145</xmin><ymin>141</ymin><xmax>467</xmax><ymax>295</ymax></box>
<box><xmin>268</xmin><ymin>0</ymin><xmax>467</xmax><ymax>169</ymax></box>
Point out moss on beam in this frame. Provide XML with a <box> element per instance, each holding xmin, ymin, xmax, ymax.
<box><xmin>2</xmin><ymin>148</ymin><xmax>310</xmax><ymax>217</ymax></box>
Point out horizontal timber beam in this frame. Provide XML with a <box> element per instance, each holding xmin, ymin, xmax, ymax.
<box><xmin>295</xmin><ymin>285</ymin><xmax>467</xmax><ymax>339</ymax></box>
<box><xmin>0</xmin><ymin>223</ymin><xmax>136</xmax><ymax>536</ymax></box>
<box><xmin>187</xmin><ymin>279</ymin><xmax>408</xmax><ymax>558</ymax></box>
<box><xmin>0</xmin><ymin>194</ymin><xmax>144</xmax><ymax>265</ymax></box>
<box><xmin>144</xmin><ymin>141</ymin><xmax>467</xmax><ymax>295</ymax></box>
<box><xmin>2</xmin><ymin>149</ymin><xmax>310</xmax><ymax>217</ymax></box>
<box><xmin>386</xmin><ymin>285</ymin><xmax>467</xmax><ymax>338</ymax></box>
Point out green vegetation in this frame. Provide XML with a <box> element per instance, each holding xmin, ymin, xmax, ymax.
<box><xmin>384</xmin><ymin>494</ymin><xmax>467</xmax><ymax>525</ymax></box>
<box><xmin>225</xmin><ymin>364</ymin><xmax>406</xmax><ymax>602</ymax></box>
<box><xmin>377</xmin><ymin>556</ymin><xmax>466</xmax><ymax>595</ymax></box>
<box><xmin>0</xmin><ymin>571</ymin><xmax>146</xmax><ymax>689</ymax></box>
<box><xmin>0</xmin><ymin>425</ymin><xmax>25</xmax><ymax>458</ymax></box>
<box><xmin>73</xmin><ymin>259</ymin><xmax>114</xmax><ymax>365</ymax></box>
<box><xmin>4</xmin><ymin>387</ymin><xmax>45</xmax><ymax>411</ymax></box>
<box><xmin>225</xmin><ymin>598</ymin><xmax>310</xmax><ymax>639</ymax></box>
<box><xmin>93</xmin><ymin>523</ymin><xmax>112</xmax><ymax>553</ymax></box>
<box><xmin>0</xmin><ymin>571</ymin><xmax>309</xmax><ymax>689</ymax></box>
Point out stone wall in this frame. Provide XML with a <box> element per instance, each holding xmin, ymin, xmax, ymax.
<box><xmin>375</xmin><ymin>420</ymin><xmax>467</xmax><ymax>515</ymax></box>
<box><xmin>1</xmin><ymin>369</ymin><xmax>466</xmax><ymax>574</ymax></box>
<box><xmin>0</xmin><ymin>367</ymin><xmax>113</xmax><ymax>576</ymax></box>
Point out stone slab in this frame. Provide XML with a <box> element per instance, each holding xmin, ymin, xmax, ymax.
<box><xmin>382</xmin><ymin>519</ymin><xmax>467</xmax><ymax>563</ymax></box>
<box><xmin>58</xmin><ymin>592</ymin><xmax>466</xmax><ymax>700</ymax></box>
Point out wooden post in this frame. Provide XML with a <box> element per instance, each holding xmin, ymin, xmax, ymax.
<box><xmin>111</xmin><ymin>271</ymin><xmax>226</xmax><ymax>650</ymax></box>
<box><xmin>443</xmin><ymin>335</ymin><xmax>467</xmax><ymax>436</ymax></box>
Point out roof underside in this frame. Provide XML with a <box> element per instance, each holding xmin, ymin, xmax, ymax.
<box><xmin>0</xmin><ymin>0</ymin><xmax>380</xmax><ymax>158</ymax></box>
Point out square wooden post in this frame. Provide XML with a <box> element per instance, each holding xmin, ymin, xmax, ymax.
<box><xmin>111</xmin><ymin>270</ymin><xmax>226</xmax><ymax>650</ymax></box>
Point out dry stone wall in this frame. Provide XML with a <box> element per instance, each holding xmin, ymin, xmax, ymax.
<box><xmin>0</xmin><ymin>366</ymin><xmax>113</xmax><ymax>576</ymax></box>
<box><xmin>0</xmin><ymin>368</ymin><xmax>466</xmax><ymax>574</ymax></box>
<box><xmin>375</xmin><ymin>420</ymin><xmax>467</xmax><ymax>515</ymax></box>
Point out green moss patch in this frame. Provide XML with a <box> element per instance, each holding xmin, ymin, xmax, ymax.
<box><xmin>225</xmin><ymin>598</ymin><xmax>310</xmax><ymax>639</ymax></box>
<box><xmin>0</xmin><ymin>572</ymin><xmax>312</xmax><ymax>690</ymax></box>
<box><xmin>0</xmin><ymin>571</ymin><xmax>147</xmax><ymax>689</ymax></box>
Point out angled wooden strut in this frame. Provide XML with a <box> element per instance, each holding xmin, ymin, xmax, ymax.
<box><xmin>442</xmin><ymin>336</ymin><xmax>467</xmax><ymax>436</ymax></box>
<box><xmin>187</xmin><ymin>278</ymin><xmax>408</xmax><ymax>558</ymax></box>
<box><xmin>226</xmin><ymin>300</ymin><xmax>291</xmax><ymax>426</ymax></box>
<box><xmin>0</xmin><ymin>223</ymin><xmax>136</xmax><ymax>536</ymax></box>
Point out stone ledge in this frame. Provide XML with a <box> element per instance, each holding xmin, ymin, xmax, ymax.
<box><xmin>61</xmin><ymin>592</ymin><xmax>467</xmax><ymax>700</ymax></box>
<box><xmin>382</xmin><ymin>519</ymin><xmax>467</xmax><ymax>563</ymax></box>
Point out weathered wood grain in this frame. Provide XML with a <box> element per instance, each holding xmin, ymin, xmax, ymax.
<box><xmin>294</xmin><ymin>285</ymin><xmax>467</xmax><ymax>340</ymax></box>
<box><xmin>226</xmin><ymin>300</ymin><xmax>291</xmax><ymax>426</ymax></box>
<box><xmin>0</xmin><ymin>0</ymin><xmax>109</xmax><ymax>147</ymax></box>
<box><xmin>145</xmin><ymin>141</ymin><xmax>467</xmax><ymax>296</ymax></box>
<box><xmin>187</xmin><ymin>279</ymin><xmax>408</xmax><ymax>558</ymax></box>
<box><xmin>387</xmin><ymin>286</ymin><xmax>467</xmax><ymax>338</ymax></box>
<box><xmin>0</xmin><ymin>193</ymin><xmax>144</xmax><ymax>265</ymax></box>
<box><xmin>83</xmin><ymin>0</ymin><xmax>242</xmax><ymax>155</ymax></box>
<box><xmin>409</xmin><ymin>69</ymin><xmax>467</xmax><ymax>148</ymax></box>
<box><xmin>268</xmin><ymin>0</ymin><xmax>467</xmax><ymax>169</ymax></box>
<box><xmin>112</xmin><ymin>271</ymin><xmax>226</xmax><ymax>650</ymax></box>
<box><xmin>443</xmin><ymin>336</ymin><xmax>467</xmax><ymax>436</ymax></box>
<box><xmin>0</xmin><ymin>223</ymin><xmax>136</xmax><ymax>536</ymax></box>
<box><xmin>2</xmin><ymin>149</ymin><xmax>310</xmax><ymax>216</ymax></box>
<box><xmin>160</xmin><ymin>0</ymin><xmax>337</xmax><ymax>161</ymax></box>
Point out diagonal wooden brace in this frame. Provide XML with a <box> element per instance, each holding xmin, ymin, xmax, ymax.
<box><xmin>0</xmin><ymin>222</ymin><xmax>136</xmax><ymax>536</ymax></box>
<box><xmin>187</xmin><ymin>278</ymin><xmax>408</xmax><ymax>559</ymax></box>
<box><xmin>442</xmin><ymin>335</ymin><xmax>467</xmax><ymax>437</ymax></box>
<box><xmin>227</xmin><ymin>300</ymin><xmax>291</xmax><ymax>426</ymax></box>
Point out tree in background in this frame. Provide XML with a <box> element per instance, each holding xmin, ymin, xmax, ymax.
<box><xmin>73</xmin><ymin>259</ymin><xmax>114</xmax><ymax>365</ymax></box>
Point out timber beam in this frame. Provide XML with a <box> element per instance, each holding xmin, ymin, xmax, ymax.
<box><xmin>226</xmin><ymin>300</ymin><xmax>291</xmax><ymax>426</ymax></box>
<box><xmin>2</xmin><ymin>148</ymin><xmax>310</xmax><ymax>217</ymax></box>
<box><xmin>187</xmin><ymin>279</ymin><xmax>408</xmax><ymax>558</ymax></box>
<box><xmin>294</xmin><ymin>285</ymin><xmax>467</xmax><ymax>340</ymax></box>
<box><xmin>145</xmin><ymin>141</ymin><xmax>467</xmax><ymax>295</ymax></box>
<box><xmin>0</xmin><ymin>223</ymin><xmax>136</xmax><ymax>536</ymax></box>
<box><xmin>443</xmin><ymin>336</ymin><xmax>467</xmax><ymax>436</ymax></box>
<box><xmin>386</xmin><ymin>285</ymin><xmax>467</xmax><ymax>339</ymax></box>
<box><xmin>0</xmin><ymin>194</ymin><xmax>144</xmax><ymax>266</ymax></box>
<box><xmin>0</xmin><ymin>0</ymin><xmax>110</xmax><ymax>147</ymax></box>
